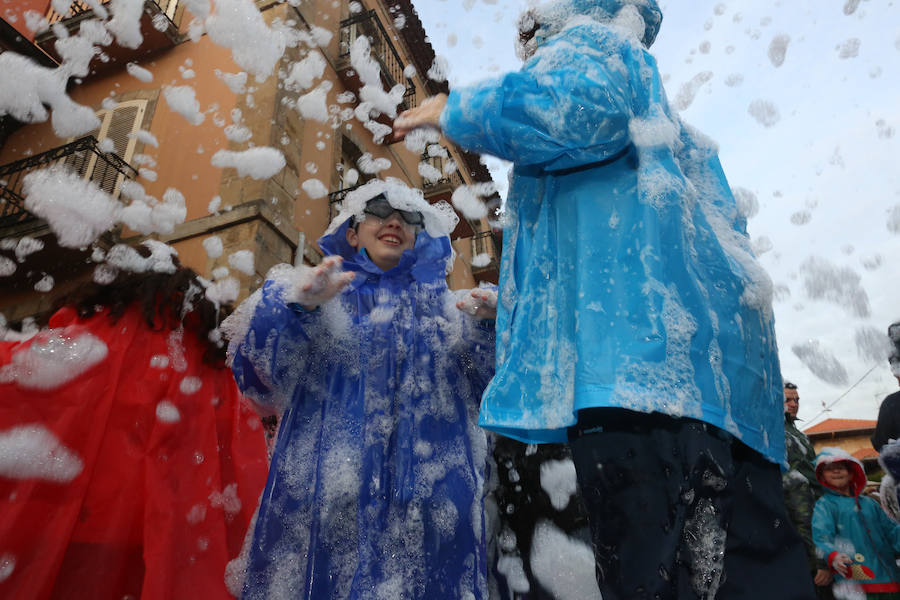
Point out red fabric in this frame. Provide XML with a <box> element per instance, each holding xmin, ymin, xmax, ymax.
<box><xmin>0</xmin><ymin>307</ymin><xmax>268</xmax><ymax>600</ymax></box>
<box><xmin>860</xmin><ymin>582</ymin><xmax>900</xmax><ymax>593</ymax></box>
<box><xmin>827</xmin><ymin>552</ymin><xmax>897</xmax><ymax>591</ymax></box>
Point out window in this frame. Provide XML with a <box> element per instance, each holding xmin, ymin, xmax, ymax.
<box><xmin>339</xmin><ymin>135</ymin><xmax>375</xmax><ymax>190</ymax></box>
<box><xmin>63</xmin><ymin>99</ymin><xmax>146</xmax><ymax>198</ymax></box>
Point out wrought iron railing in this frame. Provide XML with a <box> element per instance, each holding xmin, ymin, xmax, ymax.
<box><xmin>327</xmin><ymin>182</ymin><xmax>366</xmax><ymax>221</ymax></box>
<box><xmin>0</xmin><ymin>136</ymin><xmax>138</xmax><ymax>230</ymax></box>
<box><xmin>421</xmin><ymin>152</ymin><xmax>465</xmax><ymax>190</ymax></box>
<box><xmin>46</xmin><ymin>0</ymin><xmax>179</xmax><ymax>25</ymax></box>
<box><xmin>471</xmin><ymin>229</ymin><xmax>500</xmax><ymax>269</ymax></box>
<box><xmin>339</xmin><ymin>10</ymin><xmax>417</xmax><ymax>111</ymax></box>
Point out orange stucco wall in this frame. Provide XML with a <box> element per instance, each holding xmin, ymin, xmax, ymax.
<box><xmin>1</xmin><ymin>0</ymin><xmax>484</xmax><ymax>298</ymax></box>
<box><xmin>810</xmin><ymin>433</ymin><xmax>875</xmax><ymax>457</ymax></box>
<box><xmin>1</xmin><ymin>34</ymin><xmax>242</xmax><ymax>216</ymax></box>
<box><xmin>2</xmin><ymin>0</ymin><xmax>51</xmax><ymax>41</ymax></box>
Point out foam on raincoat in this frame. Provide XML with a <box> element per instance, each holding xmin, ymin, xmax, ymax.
<box><xmin>0</xmin><ymin>306</ymin><xmax>268</xmax><ymax>600</ymax></box>
<box><xmin>231</xmin><ymin>216</ymin><xmax>496</xmax><ymax>598</ymax></box>
<box><xmin>440</xmin><ymin>0</ymin><xmax>785</xmax><ymax>465</ymax></box>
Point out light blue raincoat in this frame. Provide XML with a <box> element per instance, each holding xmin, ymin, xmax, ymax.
<box><xmin>440</xmin><ymin>0</ymin><xmax>785</xmax><ymax>465</ymax></box>
<box><xmin>812</xmin><ymin>447</ymin><xmax>900</xmax><ymax>591</ymax></box>
<box><xmin>231</xmin><ymin>221</ymin><xmax>495</xmax><ymax>599</ymax></box>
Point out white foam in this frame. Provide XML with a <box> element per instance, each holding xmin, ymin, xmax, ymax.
<box><xmin>0</xmin><ymin>329</ymin><xmax>108</xmax><ymax>390</ymax></box>
<box><xmin>211</xmin><ymin>147</ymin><xmax>286</xmax><ymax>180</ymax></box>
<box><xmin>326</xmin><ymin>178</ymin><xmax>459</xmax><ymax>239</ymax></box>
<box><xmin>203</xmin><ymin>236</ymin><xmax>224</xmax><ymax>259</ymax></box>
<box><xmin>530</xmin><ymin>521</ymin><xmax>600</xmax><ymax>599</ymax></box>
<box><xmin>539</xmin><ymin>458</ymin><xmax>577</xmax><ymax>511</ymax></box>
<box><xmin>301</xmin><ymin>178</ymin><xmax>328</xmax><ymax>199</ymax></box>
<box><xmin>163</xmin><ymin>85</ymin><xmax>205</xmax><ymax>125</ymax></box>
<box><xmin>23</xmin><ymin>166</ymin><xmax>119</xmax><ymax>248</ymax></box>
<box><xmin>0</xmin><ymin>424</ymin><xmax>84</xmax><ymax>483</ymax></box>
<box><xmin>228</xmin><ymin>250</ymin><xmax>255</xmax><ymax>275</ymax></box>
<box><xmin>125</xmin><ymin>61</ymin><xmax>153</xmax><ymax>82</ymax></box>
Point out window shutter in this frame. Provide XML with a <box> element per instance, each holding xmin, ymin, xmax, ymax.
<box><xmin>60</xmin><ymin>99</ymin><xmax>147</xmax><ymax>197</ymax></box>
<box><xmin>91</xmin><ymin>102</ymin><xmax>143</xmax><ymax>194</ymax></box>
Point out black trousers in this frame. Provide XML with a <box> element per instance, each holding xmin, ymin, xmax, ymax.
<box><xmin>569</xmin><ymin>408</ymin><xmax>816</xmax><ymax>600</ymax></box>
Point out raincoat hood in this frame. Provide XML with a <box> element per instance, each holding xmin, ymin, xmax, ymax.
<box><xmin>531</xmin><ymin>0</ymin><xmax>662</xmax><ymax>48</ymax></box>
<box><xmin>816</xmin><ymin>447</ymin><xmax>867</xmax><ymax>496</ymax></box>
<box><xmin>317</xmin><ymin>217</ymin><xmax>453</xmax><ymax>286</ymax></box>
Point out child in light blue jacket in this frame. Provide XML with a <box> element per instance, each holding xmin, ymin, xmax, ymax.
<box><xmin>813</xmin><ymin>447</ymin><xmax>900</xmax><ymax>598</ymax></box>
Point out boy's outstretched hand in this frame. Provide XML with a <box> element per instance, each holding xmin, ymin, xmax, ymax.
<box><xmin>287</xmin><ymin>256</ymin><xmax>356</xmax><ymax>310</ymax></box>
<box><xmin>456</xmin><ymin>288</ymin><xmax>497</xmax><ymax>321</ymax></box>
<box><xmin>830</xmin><ymin>553</ymin><xmax>852</xmax><ymax>578</ymax></box>
<box><xmin>393</xmin><ymin>94</ymin><xmax>448</xmax><ymax>141</ymax></box>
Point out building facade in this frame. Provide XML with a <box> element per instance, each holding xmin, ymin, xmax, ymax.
<box><xmin>804</xmin><ymin>418</ymin><xmax>881</xmax><ymax>477</ymax></box>
<box><xmin>0</xmin><ymin>0</ymin><xmax>501</xmax><ymax>325</ymax></box>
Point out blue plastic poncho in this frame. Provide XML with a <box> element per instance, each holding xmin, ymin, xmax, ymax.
<box><xmin>440</xmin><ymin>0</ymin><xmax>785</xmax><ymax>465</ymax></box>
<box><xmin>230</xmin><ymin>220</ymin><xmax>495</xmax><ymax>599</ymax></box>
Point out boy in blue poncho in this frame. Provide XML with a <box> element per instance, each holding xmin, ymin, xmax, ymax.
<box><xmin>396</xmin><ymin>0</ymin><xmax>814</xmax><ymax>597</ymax></box>
<box><xmin>812</xmin><ymin>447</ymin><xmax>900</xmax><ymax>598</ymax></box>
<box><xmin>224</xmin><ymin>180</ymin><xmax>497</xmax><ymax>599</ymax></box>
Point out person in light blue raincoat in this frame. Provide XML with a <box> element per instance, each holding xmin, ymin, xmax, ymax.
<box><xmin>812</xmin><ymin>447</ymin><xmax>900</xmax><ymax>597</ymax></box>
<box><xmin>395</xmin><ymin>1</ymin><xmax>815</xmax><ymax>597</ymax></box>
<box><xmin>225</xmin><ymin>180</ymin><xmax>497</xmax><ymax>599</ymax></box>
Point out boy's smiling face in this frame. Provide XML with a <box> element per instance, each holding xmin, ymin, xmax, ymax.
<box><xmin>822</xmin><ymin>462</ymin><xmax>852</xmax><ymax>494</ymax></box>
<box><xmin>346</xmin><ymin>212</ymin><xmax>417</xmax><ymax>271</ymax></box>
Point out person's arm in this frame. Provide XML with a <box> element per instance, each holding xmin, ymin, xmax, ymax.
<box><xmin>398</xmin><ymin>26</ymin><xmax>636</xmax><ymax>172</ymax></box>
<box><xmin>813</xmin><ymin>568</ymin><xmax>833</xmax><ymax>587</ymax></box>
<box><xmin>782</xmin><ymin>474</ymin><xmax>817</xmax><ymax>570</ymax></box>
<box><xmin>448</xmin><ymin>288</ymin><xmax>497</xmax><ymax>394</ymax></box>
<box><xmin>872</xmin><ymin>395</ymin><xmax>897</xmax><ymax>452</ymax></box>
<box><xmin>811</xmin><ymin>498</ymin><xmax>846</xmax><ymax>575</ymax></box>
<box><xmin>871</xmin><ymin>495</ymin><xmax>900</xmax><ymax>554</ymax></box>
<box><xmin>227</xmin><ymin>261</ymin><xmax>352</xmax><ymax>414</ymax></box>
<box><xmin>456</xmin><ymin>287</ymin><xmax>498</xmax><ymax>322</ymax></box>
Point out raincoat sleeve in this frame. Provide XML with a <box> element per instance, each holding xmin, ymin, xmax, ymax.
<box><xmin>872</xmin><ymin>497</ymin><xmax>900</xmax><ymax>554</ymax></box>
<box><xmin>812</xmin><ymin>496</ymin><xmax>843</xmax><ymax>568</ymax></box>
<box><xmin>230</xmin><ymin>278</ymin><xmax>323</xmax><ymax>415</ymax></box>
<box><xmin>462</xmin><ymin>317</ymin><xmax>496</xmax><ymax>393</ymax></box>
<box><xmin>440</xmin><ymin>25</ymin><xmax>633</xmax><ymax>172</ymax></box>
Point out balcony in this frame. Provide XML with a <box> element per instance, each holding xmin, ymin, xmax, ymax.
<box><xmin>0</xmin><ymin>136</ymin><xmax>138</xmax><ymax>231</ymax></box>
<box><xmin>328</xmin><ymin>182</ymin><xmax>372</xmax><ymax>222</ymax></box>
<box><xmin>36</xmin><ymin>0</ymin><xmax>182</xmax><ymax>73</ymax></box>
<box><xmin>468</xmin><ymin>229</ymin><xmax>501</xmax><ymax>284</ymax></box>
<box><xmin>422</xmin><ymin>154</ymin><xmax>465</xmax><ymax>196</ymax></box>
<box><xmin>337</xmin><ymin>9</ymin><xmax>417</xmax><ymax>145</ymax></box>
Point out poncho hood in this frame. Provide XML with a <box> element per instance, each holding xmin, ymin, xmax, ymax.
<box><xmin>532</xmin><ymin>0</ymin><xmax>662</xmax><ymax>48</ymax></box>
<box><xmin>815</xmin><ymin>446</ymin><xmax>867</xmax><ymax>496</ymax></box>
<box><xmin>317</xmin><ymin>217</ymin><xmax>453</xmax><ymax>286</ymax></box>
<box><xmin>319</xmin><ymin>178</ymin><xmax>457</xmax><ymax>286</ymax></box>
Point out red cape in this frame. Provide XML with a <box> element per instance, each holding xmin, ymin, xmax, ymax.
<box><xmin>0</xmin><ymin>306</ymin><xmax>268</xmax><ymax>599</ymax></box>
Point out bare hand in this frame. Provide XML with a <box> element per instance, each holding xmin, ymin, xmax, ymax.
<box><xmin>393</xmin><ymin>94</ymin><xmax>448</xmax><ymax>140</ymax></box>
<box><xmin>831</xmin><ymin>554</ymin><xmax>852</xmax><ymax>578</ymax></box>
<box><xmin>288</xmin><ymin>256</ymin><xmax>355</xmax><ymax>310</ymax></box>
<box><xmin>456</xmin><ymin>288</ymin><xmax>497</xmax><ymax>320</ymax></box>
<box><xmin>814</xmin><ymin>568</ymin><xmax>833</xmax><ymax>586</ymax></box>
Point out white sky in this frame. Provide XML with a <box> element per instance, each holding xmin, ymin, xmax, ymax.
<box><xmin>415</xmin><ymin>0</ymin><xmax>900</xmax><ymax>428</ymax></box>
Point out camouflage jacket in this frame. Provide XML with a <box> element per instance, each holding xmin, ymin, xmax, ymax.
<box><xmin>783</xmin><ymin>414</ymin><xmax>824</xmax><ymax>571</ymax></box>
